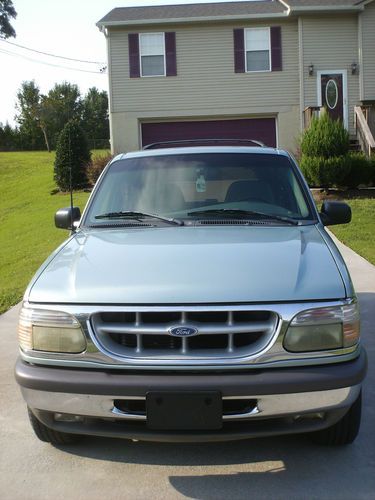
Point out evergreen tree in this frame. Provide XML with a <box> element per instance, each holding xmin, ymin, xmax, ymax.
<box><xmin>54</xmin><ymin>120</ymin><xmax>90</xmax><ymax>191</ymax></box>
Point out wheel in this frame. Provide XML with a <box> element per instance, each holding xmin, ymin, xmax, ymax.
<box><xmin>27</xmin><ymin>408</ymin><xmax>82</xmax><ymax>445</ymax></box>
<box><xmin>310</xmin><ymin>391</ymin><xmax>362</xmax><ymax>446</ymax></box>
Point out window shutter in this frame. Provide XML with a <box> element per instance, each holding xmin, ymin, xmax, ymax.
<box><xmin>233</xmin><ymin>29</ymin><xmax>245</xmax><ymax>73</ymax></box>
<box><xmin>271</xmin><ymin>26</ymin><xmax>282</xmax><ymax>72</ymax></box>
<box><xmin>128</xmin><ymin>33</ymin><xmax>140</xmax><ymax>78</ymax></box>
<box><xmin>165</xmin><ymin>32</ymin><xmax>177</xmax><ymax>76</ymax></box>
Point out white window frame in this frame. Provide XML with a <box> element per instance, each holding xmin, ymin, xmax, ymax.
<box><xmin>139</xmin><ymin>32</ymin><xmax>166</xmax><ymax>78</ymax></box>
<box><xmin>245</xmin><ymin>27</ymin><xmax>271</xmax><ymax>73</ymax></box>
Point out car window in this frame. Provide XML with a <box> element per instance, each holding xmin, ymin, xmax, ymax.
<box><xmin>84</xmin><ymin>153</ymin><xmax>313</xmax><ymax>224</ymax></box>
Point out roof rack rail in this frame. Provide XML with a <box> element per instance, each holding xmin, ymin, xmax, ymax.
<box><xmin>142</xmin><ymin>138</ymin><xmax>266</xmax><ymax>150</ymax></box>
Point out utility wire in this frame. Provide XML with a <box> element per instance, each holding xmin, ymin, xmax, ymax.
<box><xmin>0</xmin><ymin>47</ymin><xmax>106</xmax><ymax>74</ymax></box>
<box><xmin>0</xmin><ymin>39</ymin><xmax>106</xmax><ymax>65</ymax></box>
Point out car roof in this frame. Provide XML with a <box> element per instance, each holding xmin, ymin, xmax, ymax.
<box><xmin>114</xmin><ymin>146</ymin><xmax>289</xmax><ymax>161</ymax></box>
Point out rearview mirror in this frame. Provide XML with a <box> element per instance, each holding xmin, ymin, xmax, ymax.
<box><xmin>320</xmin><ymin>201</ymin><xmax>351</xmax><ymax>226</ymax></box>
<box><xmin>55</xmin><ymin>206</ymin><xmax>81</xmax><ymax>230</ymax></box>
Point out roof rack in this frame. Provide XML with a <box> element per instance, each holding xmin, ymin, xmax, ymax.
<box><xmin>142</xmin><ymin>138</ymin><xmax>266</xmax><ymax>150</ymax></box>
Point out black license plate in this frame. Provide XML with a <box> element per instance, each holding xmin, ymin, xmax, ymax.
<box><xmin>146</xmin><ymin>391</ymin><xmax>222</xmax><ymax>430</ymax></box>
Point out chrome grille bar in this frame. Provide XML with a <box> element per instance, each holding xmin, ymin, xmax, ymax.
<box><xmin>94</xmin><ymin>320</ymin><xmax>274</xmax><ymax>336</ymax></box>
<box><xmin>90</xmin><ymin>309</ymin><xmax>279</xmax><ymax>361</ymax></box>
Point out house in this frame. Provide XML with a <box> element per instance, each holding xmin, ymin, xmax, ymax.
<box><xmin>97</xmin><ymin>0</ymin><xmax>375</xmax><ymax>155</ymax></box>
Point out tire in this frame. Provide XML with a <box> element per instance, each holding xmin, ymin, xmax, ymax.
<box><xmin>27</xmin><ymin>408</ymin><xmax>82</xmax><ymax>445</ymax></box>
<box><xmin>310</xmin><ymin>391</ymin><xmax>362</xmax><ymax>446</ymax></box>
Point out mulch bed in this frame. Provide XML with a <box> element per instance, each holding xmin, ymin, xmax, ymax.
<box><xmin>311</xmin><ymin>188</ymin><xmax>375</xmax><ymax>202</ymax></box>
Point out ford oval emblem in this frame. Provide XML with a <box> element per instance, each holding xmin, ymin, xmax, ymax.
<box><xmin>168</xmin><ymin>326</ymin><xmax>198</xmax><ymax>337</ymax></box>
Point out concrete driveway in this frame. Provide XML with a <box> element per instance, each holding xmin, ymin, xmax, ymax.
<box><xmin>0</xmin><ymin>237</ymin><xmax>374</xmax><ymax>500</ymax></box>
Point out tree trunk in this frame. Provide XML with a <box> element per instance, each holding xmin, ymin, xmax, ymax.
<box><xmin>41</xmin><ymin>126</ymin><xmax>51</xmax><ymax>152</ymax></box>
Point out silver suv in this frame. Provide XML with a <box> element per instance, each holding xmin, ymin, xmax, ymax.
<box><xmin>15</xmin><ymin>145</ymin><xmax>367</xmax><ymax>446</ymax></box>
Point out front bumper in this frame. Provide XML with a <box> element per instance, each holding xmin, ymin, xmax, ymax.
<box><xmin>15</xmin><ymin>349</ymin><xmax>367</xmax><ymax>442</ymax></box>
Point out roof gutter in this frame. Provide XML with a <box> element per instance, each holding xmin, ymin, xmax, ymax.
<box><xmin>289</xmin><ymin>5</ymin><xmax>363</xmax><ymax>13</ymax></box>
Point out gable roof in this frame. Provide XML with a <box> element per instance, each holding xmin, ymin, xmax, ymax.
<box><xmin>97</xmin><ymin>0</ymin><xmax>366</xmax><ymax>28</ymax></box>
<box><xmin>97</xmin><ymin>1</ymin><xmax>285</xmax><ymax>27</ymax></box>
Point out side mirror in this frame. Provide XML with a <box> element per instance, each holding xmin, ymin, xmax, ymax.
<box><xmin>55</xmin><ymin>206</ymin><xmax>81</xmax><ymax>230</ymax></box>
<box><xmin>320</xmin><ymin>201</ymin><xmax>351</xmax><ymax>226</ymax></box>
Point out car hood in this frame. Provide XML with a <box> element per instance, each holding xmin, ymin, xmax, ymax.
<box><xmin>28</xmin><ymin>225</ymin><xmax>346</xmax><ymax>304</ymax></box>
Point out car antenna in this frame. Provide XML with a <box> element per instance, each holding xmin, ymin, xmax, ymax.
<box><xmin>69</xmin><ymin>125</ymin><xmax>74</xmax><ymax>231</ymax></box>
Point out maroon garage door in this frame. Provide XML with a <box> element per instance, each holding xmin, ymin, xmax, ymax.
<box><xmin>141</xmin><ymin>118</ymin><xmax>277</xmax><ymax>148</ymax></box>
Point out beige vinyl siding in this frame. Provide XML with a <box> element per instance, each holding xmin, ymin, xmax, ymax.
<box><xmin>301</xmin><ymin>15</ymin><xmax>359</xmax><ymax>134</ymax></box>
<box><xmin>361</xmin><ymin>2</ymin><xmax>375</xmax><ymax>101</ymax></box>
<box><xmin>108</xmin><ymin>20</ymin><xmax>299</xmax><ymax>114</ymax></box>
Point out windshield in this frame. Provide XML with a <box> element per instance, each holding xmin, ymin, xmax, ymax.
<box><xmin>84</xmin><ymin>152</ymin><xmax>314</xmax><ymax>225</ymax></box>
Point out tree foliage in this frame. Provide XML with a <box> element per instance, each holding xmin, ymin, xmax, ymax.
<box><xmin>15</xmin><ymin>81</ymin><xmax>50</xmax><ymax>150</ymax></box>
<box><xmin>0</xmin><ymin>0</ymin><xmax>17</xmax><ymax>39</ymax></box>
<box><xmin>46</xmin><ymin>82</ymin><xmax>82</xmax><ymax>146</ymax></box>
<box><xmin>6</xmin><ymin>80</ymin><xmax>110</xmax><ymax>152</ymax></box>
<box><xmin>81</xmin><ymin>87</ymin><xmax>109</xmax><ymax>149</ymax></box>
<box><xmin>54</xmin><ymin>120</ymin><xmax>91</xmax><ymax>191</ymax></box>
<box><xmin>0</xmin><ymin>122</ymin><xmax>19</xmax><ymax>150</ymax></box>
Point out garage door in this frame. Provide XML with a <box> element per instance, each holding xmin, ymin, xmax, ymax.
<box><xmin>141</xmin><ymin>118</ymin><xmax>277</xmax><ymax>148</ymax></box>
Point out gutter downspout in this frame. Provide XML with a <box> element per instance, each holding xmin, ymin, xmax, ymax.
<box><xmin>278</xmin><ymin>0</ymin><xmax>291</xmax><ymax>16</ymax></box>
<box><xmin>298</xmin><ymin>17</ymin><xmax>305</xmax><ymax>132</ymax></box>
<box><xmin>358</xmin><ymin>11</ymin><xmax>364</xmax><ymax>101</ymax></box>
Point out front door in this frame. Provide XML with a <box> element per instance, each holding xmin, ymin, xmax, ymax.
<box><xmin>319</xmin><ymin>73</ymin><xmax>344</xmax><ymax>122</ymax></box>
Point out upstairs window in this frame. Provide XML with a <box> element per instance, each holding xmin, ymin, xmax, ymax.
<box><xmin>129</xmin><ymin>32</ymin><xmax>176</xmax><ymax>78</ymax></box>
<box><xmin>245</xmin><ymin>28</ymin><xmax>270</xmax><ymax>72</ymax></box>
<box><xmin>139</xmin><ymin>33</ymin><xmax>165</xmax><ymax>77</ymax></box>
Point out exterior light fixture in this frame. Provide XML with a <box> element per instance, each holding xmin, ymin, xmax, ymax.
<box><xmin>351</xmin><ymin>62</ymin><xmax>358</xmax><ymax>75</ymax></box>
<box><xmin>308</xmin><ymin>64</ymin><xmax>314</xmax><ymax>76</ymax></box>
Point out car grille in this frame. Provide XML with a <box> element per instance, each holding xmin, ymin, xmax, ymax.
<box><xmin>90</xmin><ymin>309</ymin><xmax>279</xmax><ymax>361</ymax></box>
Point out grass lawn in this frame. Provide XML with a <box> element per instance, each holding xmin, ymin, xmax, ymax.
<box><xmin>0</xmin><ymin>151</ymin><xmax>98</xmax><ymax>314</ymax></box>
<box><xmin>329</xmin><ymin>198</ymin><xmax>375</xmax><ymax>266</ymax></box>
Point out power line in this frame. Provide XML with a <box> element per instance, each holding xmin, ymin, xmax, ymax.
<box><xmin>0</xmin><ymin>39</ymin><xmax>106</xmax><ymax>65</ymax></box>
<box><xmin>0</xmin><ymin>47</ymin><xmax>106</xmax><ymax>74</ymax></box>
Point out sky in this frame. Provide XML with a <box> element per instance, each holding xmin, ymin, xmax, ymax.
<box><xmin>0</xmin><ymin>0</ymin><xmax>257</xmax><ymax>127</ymax></box>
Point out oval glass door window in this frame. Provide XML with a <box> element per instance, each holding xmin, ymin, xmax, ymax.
<box><xmin>325</xmin><ymin>79</ymin><xmax>339</xmax><ymax>110</ymax></box>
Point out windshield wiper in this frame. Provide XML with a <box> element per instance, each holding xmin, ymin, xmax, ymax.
<box><xmin>95</xmin><ymin>211</ymin><xmax>184</xmax><ymax>226</ymax></box>
<box><xmin>186</xmin><ymin>209</ymin><xmax>299</xmax><ymax>225</ymax></box>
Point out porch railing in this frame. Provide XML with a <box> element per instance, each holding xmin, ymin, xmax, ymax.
<box><xmin>354</xmin><ymin>105</ymin><xmax>375</xmax><ymax>158</ymax></box>
<box><xmin>303</xmin><ymin>106</ymin><xmax>321</xmax><ymax>129</ymax></box>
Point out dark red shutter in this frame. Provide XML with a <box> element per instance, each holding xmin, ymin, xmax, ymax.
<box><xmin>233</xmin><ymin>29</ymin><xmax>245</xmax><ymax>73</ymax></box>
<box><xmin>165</xmin><ymin>32</ymin><xmax>177</xmax><ymax>76</ymax></box>
<box><xmin>128</xmin><ymin>33</ymin><xmax>140</xmax><ymax>78</ymax></box>
<box><xmin>271</xmin><ymin>26</ymin><xmax>282</xmax><ymax>72</ymax></box>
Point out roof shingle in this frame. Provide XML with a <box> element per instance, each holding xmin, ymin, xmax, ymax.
<box><xmin>98</xmin><ymin>1</ymin><xmax>286</xmax><ymax>26</ymax></box>
<box><xmin>97</xmin><ymin>0</ymin><xmax>365</xmax><ymax>27</ymax></box>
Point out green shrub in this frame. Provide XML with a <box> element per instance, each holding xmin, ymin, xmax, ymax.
<box><xmin>301</xmin><ymin>111</ymin><xmax>350</xmax><ymax>158</ymax></box>
<box><xmin>343</xmin><ymin>152</ymin><xmax>374</xmax><ymax>189</ymax></box>
<box><xmin>54</xmin><ymin>120</ymin><xmax>91</xmax><ymax>191</ymax></box>
<box><xmin>86</xmin><ymin>152</ymin><xmax>113</xmax><ymax>186</ymax></box>
<box><xmin>300</xmin><ymin>155</ymin><xmax>351</xmax><ymax>188</ymax></box>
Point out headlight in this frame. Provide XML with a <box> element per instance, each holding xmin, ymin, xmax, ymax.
<box><xmin>284</xmin><ymin>303</ymin><xmax>360</xmax><ymax>353</ymax></box>
<box><xmin>18</xmin><ymin>307</ymin><xmax>86</xmax><ymax>353</ymax></box>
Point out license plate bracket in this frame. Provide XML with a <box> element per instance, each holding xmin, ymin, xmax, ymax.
<box><xmin>146</xmin><ymin>391</ymin><xmax>222</xmax><ymax>430</ymax></box>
